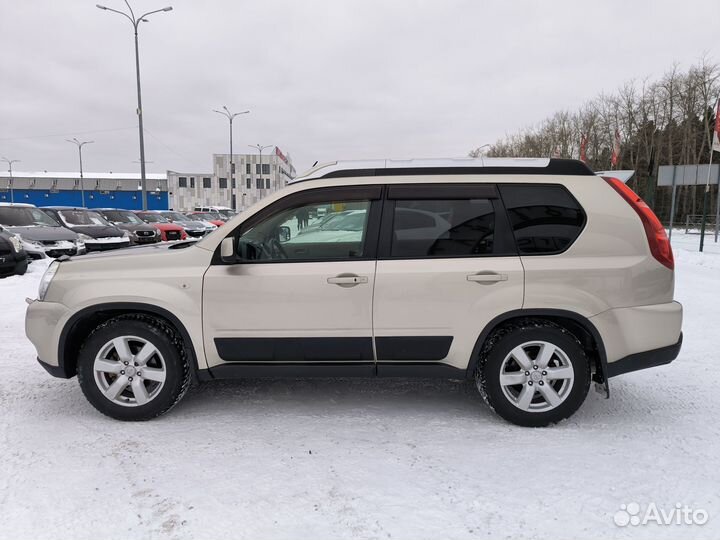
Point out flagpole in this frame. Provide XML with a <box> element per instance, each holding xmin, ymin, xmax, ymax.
<box><xmin>699</xmin><ymin>152</ymin><xmax>713</xmax><ymax>252</ymax></box>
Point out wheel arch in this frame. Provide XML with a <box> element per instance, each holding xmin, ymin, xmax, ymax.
<box><xmin>58</xmin><ymin>302</ymin><xmax>200</xmax><ymax>381</ymax></box>
<box><xmin>467</xmin><ymin>309</ymin><xmax>609</xmax><ymax>396</ymax></box>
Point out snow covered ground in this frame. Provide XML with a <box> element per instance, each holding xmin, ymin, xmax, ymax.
<box><xmin>1</xmin><ymin>234</ymin><xmax>719</xmax><ymax>540</ymax></box>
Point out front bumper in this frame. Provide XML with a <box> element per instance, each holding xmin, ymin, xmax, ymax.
<box><xmin>85</xmin><ymin>237</ymin><xmax>131</xmax><ymax>251</ymax></box>
<box><xmin>22</xmin><ymin>240</ymin><xmax>85</xmax><ymax>259</ymax></box>
<box><xmin>25</xmin><ymin>299</ymin><xmax>71</xmax><ymax>376</ymax></box>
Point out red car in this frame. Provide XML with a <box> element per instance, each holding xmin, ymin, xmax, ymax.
<box><xmin>186</xmin><ymin>211</ymin><xmax>225</xmax><ymax>228</ymax></box>
<box><xmin>134</xmin><ymin>211</ymin><xmax>187</xmax><ymax>241</ymax></box>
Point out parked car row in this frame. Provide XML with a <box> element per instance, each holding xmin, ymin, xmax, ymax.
<box><xmin>0</xmin><ymin>203</ymin><xmax>230</xmax><ymax>260</ymax></box>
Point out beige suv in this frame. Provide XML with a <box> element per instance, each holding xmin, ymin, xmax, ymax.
<box><xmin>25</xmin><ymin>158</ymin><xmax>683</xmax><ymax>426</ymax></box>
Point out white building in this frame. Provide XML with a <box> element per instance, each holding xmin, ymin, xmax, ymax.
<box><xmin>168</xmin><ymin>147</ymin><xmax>295</xmax><ymax>211</ymax></box>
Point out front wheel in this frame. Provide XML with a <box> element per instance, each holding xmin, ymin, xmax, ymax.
<box><xmin>77</xmin><ymin>315</ymin><xmax>190</xmax><ymax>421</ymax></box>
<box><xmin>476</xmin><ymin>319</ymin><xmax>590</xmax><ymax>427</ymax></box>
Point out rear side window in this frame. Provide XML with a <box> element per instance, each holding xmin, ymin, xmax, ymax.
<box><xmin>498</xmin><ymin>184</ymin><xmax>585</xmax><ymax>254</ymax></box>
<box><xmin>390</xmin><ymin>199</ymin><xmax>495</xmax><ymax>257</ymax></box>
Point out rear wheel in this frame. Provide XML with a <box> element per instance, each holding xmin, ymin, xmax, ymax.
<box><xmin>476</xmin><ymin>319</ymin><xmax>590</xmax><ymax>427</ymax></box>
<box><xmin>77</xmin><ymin>315</ymin><xmax>190</xmax><ymax>421</ymax></box>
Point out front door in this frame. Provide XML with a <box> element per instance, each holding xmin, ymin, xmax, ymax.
<box><xmin>202</xmin><ymin>186</ymin><xmax>382</xmax><ymax>376</ymax></box>
<box><xmin>372</xmin><ymin>183</ymin><xmax>524</xmax><ymax>375</ymax></box>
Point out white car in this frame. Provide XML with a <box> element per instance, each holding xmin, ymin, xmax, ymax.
<box><xmin>25</xmin><ymin>158</ymin><xmax>682</xmax><ymax>426</ymax></box>
<box><xmin>0</xmin><ymin>202</ymin><xmax>85</xmax><ymax>258</ymax></box>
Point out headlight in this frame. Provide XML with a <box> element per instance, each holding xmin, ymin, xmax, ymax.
<box><xmin>76</xmin><ymin>233</ymin><xmax>93</xmax><ymax>242</ymax></box>
<box><xmin>9</xmin><ymin>234</ymin><xmax>22</xmax><ymax>253</ymax></box>
<box><xmin>122</xmin><ymin>230</ymin><xmax>130</xmax><ymax>238</ymax></box>
<box><xmin>38</xmin><ymin>261</ymin><xmax>59</xmax><ymax>301</ymax></box>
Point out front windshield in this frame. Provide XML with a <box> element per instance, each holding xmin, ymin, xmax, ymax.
<box><xmin>58</xmin><ymin>210</ymin><xmax>111</xmax><ymax>227</ymax></box>
<box><xmin>102</xmin><ymin>210</ymin><xmax>144</xmax><ymax>224</ymax></box>
<box><xmin>0</xmin><ymin>207</ymin><xmax>60</xmax><ymax>227</ymax></box>
<box><xmin>137</xmin><ymin>213</ymin><xmax>168</xmax><ymax>223</ymax></box>
<box><xmin>216</xmin><ymin>209</ymin><xmax>236</xmax><ymax>219</ymax></box>
<box><xmin>162</xmin><ymin>212</ymin><xmax>190</xmax><ymax>222</ymax></box>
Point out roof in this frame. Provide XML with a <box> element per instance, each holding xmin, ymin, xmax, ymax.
<box><xmin>0</xmin><ymin>202</ymin><xmax>36</xmax><ymax>207</ymax></box>
<box><xmin>0</xmin><ymin>171</ymin><xmax>167</xmax><ymax>180</ymax></box>
<box><xmin>292</xmin><ymin>158</ymin><xmax>594</xmax><ymax>182</ymax></box>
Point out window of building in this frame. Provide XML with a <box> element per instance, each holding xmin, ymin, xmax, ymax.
<box><xmin>262</xmin><ymin>164</ymin><xmax>270</xmax><ymax>175</ymax></box>
<box><xmin>219</xmin><ymin>177</ymin><xmax>228</xmax><ymax>189</ymax></box>
<box><xmin>246</xmin><ymin>178</ymin><xmax>252</xmax><ymax>189</ymax></box>
<box><xmin>390</xmin><ymin>199</ymin><xmax>495</xmax><ymax>258</ymax></box>
<box><xmin>265</xmin><ymin>178</ymin><xmax>271</xmax><ymax>189</ymax></box>
<box><xmin>256</xmin><ymin>178</ymin><xmax>264</xmax><ymax>189</ymax></box>
<box><xmin>498</xmin><ymin>184</ymin><xmax>585</xmax><ymax>254</ymax></box>
<box><xmin>231</xmin><ymin>178</ymin><xmax>236</xmax><ymax>189</ymax></box>
<box><xmin>203</xmin><ymin>177</ymin><xmax>212</xmax><ymax>189</ymax></box>
<box><xmin>246</xmin><ymin>163</ymin><xmax>251</xmax><ymax>174</ymax></box>
<box><xmin>178</xmin><ymin>177</ymin><xmax>187</xmax><ymax>188</ymax></box>
<box><xmin>256</xmin><ymin>164</ymin><xmax>261</xmax><ymax>174</ymax></box>
<box><xmin>190</xmin><ymin>177</ymin><xmax>195</xmax><ymax>188</ymax></box>
<box><xmin>231</xmin><ymin>163</ymin><xmax>235</xmax><ymax>174</ymax></box>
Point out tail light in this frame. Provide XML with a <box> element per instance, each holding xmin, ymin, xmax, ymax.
<box><xmin>604</xmin><ymin>177</ymin><xmax>674</xmax><ymax>270</ymax></box>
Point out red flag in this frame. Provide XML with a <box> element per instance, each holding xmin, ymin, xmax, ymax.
<box><xmin>611</xmin><ymin>129</ymin><xmax>621</xmax><ymax>168</ymax></box>
<box><xmin>579</xmin><ymin>134</ymin><xmax>588</xmax><ymax>162</ymax></box>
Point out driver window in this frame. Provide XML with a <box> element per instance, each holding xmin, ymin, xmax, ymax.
<box><xmin>237</xmin><ymin>200</ymin><xmax>371</xmax><ymax>261</ymax></box>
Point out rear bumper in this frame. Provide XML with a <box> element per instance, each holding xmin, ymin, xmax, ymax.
<box><xmin>590</xmin><ymin>301</ymin><xmax>683</xmax><ymax>364</ymax></box>
<box><xmin>607</xmin><ymin>332</ymin><xmax>682</xmax><ymax>377</ymax></box>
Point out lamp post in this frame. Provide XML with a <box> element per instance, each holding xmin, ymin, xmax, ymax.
<box><xmin>66</xmin><ymin>138</ymin><xmax>94</xmax><ymax>207</ymax></box>
<box><xmin>96</xmin><ymin>1</ymin><xmax>173</xmax><ymax>210</ymax></box>
<box><xmin>1</xmin><ymin>157</ymin><xmax>20</xmax><ymax>203</ymax></box>
<box><xmin>214</xmin><ymin>106</ymin><xmax>249</xmax><ymax>210</ymax></box>
<box><xmin>249</xmin><ymin>144</ymin><xmax>273</xmax><ymax>192</ymax></box>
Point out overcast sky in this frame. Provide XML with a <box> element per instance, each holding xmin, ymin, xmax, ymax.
<box><xmin>1</xmin><ymin>0</ymin><xmax>718</xmax><ymax>176</ymax></box>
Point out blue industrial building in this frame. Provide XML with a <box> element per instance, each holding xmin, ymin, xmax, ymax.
<box><xmin>0</xmin><ymin>171</ymin><xmax>169</xmax><ymax>210</ymax></box>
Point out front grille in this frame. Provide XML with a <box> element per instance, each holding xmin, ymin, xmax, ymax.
<box><xmin>166</xmin><ymin>231</ymin><xmax>181</xmax><ymax>240</ymax></box>
<box><xmin>0</xmin><ymin>245</ymin><xmax>11</xmax><ymax>256</ymax></box>
<box><xmin>46</xmin><ymin>248</ymin><xmax>77</xmax><ymax>258</ymax></box>
<box><xmin>41</xmin><ymin>240</ymin><xmax>57</xmax><ymax>246</ymax></box>
<box><xmin>136</xmin><ymin>230</ymin><xmax>154</xmax><ymax>237</ymax></box>
<box><xmin>186</xmin><ymin>230</ymin><xmax>205</xmax><ymax>237</ymax></box>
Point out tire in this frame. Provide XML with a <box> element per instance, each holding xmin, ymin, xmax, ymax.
<box><xmin>77</xmin><ymin>315</ymin><xmax>190</xmax><ymax>421</ymax></box>
<box><xmin>14</xmin><ymin>258</ymin><xmax>28</xmax><ymax>276</ymax></box>
<box><xmin>476</xmin><ymin>319</ymin><xmax>590</xmax><ymax>427</ymax></box>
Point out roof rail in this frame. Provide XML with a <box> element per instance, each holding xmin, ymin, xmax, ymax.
<box><xmin>292</xmin><ymin>158</ymin><xmax>594</xmax><ymax>182</ymax></box>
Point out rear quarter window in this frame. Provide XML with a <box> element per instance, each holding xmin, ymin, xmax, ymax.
<box><xmin>498</xmin><ymin>184</ymin><xmax>585</xmax><ymax>254</ymax></box>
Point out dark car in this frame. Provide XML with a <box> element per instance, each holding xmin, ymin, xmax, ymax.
<box><xmin>0</xmin><ymin>202</ymin><xmax>85</xmax><ymax>259</ymax></box>
<box><xmin>42</xmin><ymin>207</ymin><xmax>131</xmax><ymax>252</ymax></box>
<box><xmin>0</xmin><ymin>226</ymin><xmax>28</xmax><ymax>277</ymax></box>
<box><xmin>96</xmin><ymin>208</ymin><xmax>161</xmax><ymax>245</ymax></box>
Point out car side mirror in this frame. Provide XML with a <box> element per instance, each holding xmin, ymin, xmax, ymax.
<box><xmin>220</xmin><ymin>236</ymin><xmax>236</xmax><ymax>263</ymax></box>
<box><xmin>277</xmin><ymin>226</ymin><xmax>291</xmax><ymax>242</ymax></box>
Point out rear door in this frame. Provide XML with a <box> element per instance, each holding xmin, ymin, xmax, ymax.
<box><xmin>372</xmin><ymin>182</ymin><xmax>524</xmax><ymax>375</ymax></box>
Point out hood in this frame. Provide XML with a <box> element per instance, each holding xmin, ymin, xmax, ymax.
<box><xmin>66</xmin><ymin>224</ymin><xmax>125</xmax><ymax>239</ymax></box>
<box><xmin>179</xmin><ymin>220</ymin><xmax>207</xmax><ymax>230</ymax></box>
<box><xmin>6</xmin><ymin>225</ymin><xmax>78</xmax><ymax>242</ymax></box>
<box><xmin>152</xmin><ymin>223</ymin><xmax>183</xmax><ymax>231</ymax></box>
<box><xmin>111</xmin><ymin>222</ymin><xmax>157</xmax><ymax>233</ymax></box>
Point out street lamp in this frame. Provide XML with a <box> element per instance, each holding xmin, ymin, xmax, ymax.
<box><xmin>66</xmin><ymin>138</ymin><xmax>94</xmax><ymax>207</ymax></box>
<box><xmin>1</xmin><ymin>157</ymin><xmax>20</xmax><ymax>203</ymax></box>
<box><xmin>214</xmin><ymin>106</ymin><xmax>249</xmax><ymax>210</ymax></box>
<box><xmin>96</xmin><ymin>1</ymin><xmax>173</xmax><ymax>210</ymax></box>
<box><xmin>249</xmin><ymin>144</ymin><xmax>273</xmax><ymax>193</ymax></box>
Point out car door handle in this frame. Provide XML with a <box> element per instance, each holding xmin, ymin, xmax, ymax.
<box><xmin>327</xmin><ymin>274</ymin><xmax>368</xmax><ymax>287</ymax></box>
<box><xmin>467</xmin><ymin>272</ymin><xmax>508</xmax><ymax>283</ymax></box>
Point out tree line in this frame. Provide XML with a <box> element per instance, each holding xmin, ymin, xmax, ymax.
<box><xmin>470</xmin><ymin>57</ymin><xmax>720</xmax><ymax>225</ymax></box>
